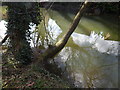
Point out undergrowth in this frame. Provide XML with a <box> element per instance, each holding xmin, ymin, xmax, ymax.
<box><xmin>2</xmin><ymin>51</ymin><xmax>70</xmax><ymax>88</ymax></box>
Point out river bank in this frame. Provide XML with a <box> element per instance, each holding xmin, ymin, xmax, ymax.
<box><xmin>0</xmin><ymin>6</ymin><xmax>70</xmax><ymax>88</ymax></box>
<box><xmin>2</xmin><ymin>50</ymin><xmax>70</xmax><ymax>88</ymax></box>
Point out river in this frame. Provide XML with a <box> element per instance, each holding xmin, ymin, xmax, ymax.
<box><xmin>44</xmin><ymin>10</ymin><xmax>119</xmax><ymax>88</ymax></box>
<box><xmin>46</xmin><ymin>18</ymin><xmax>119</xmax><ymax>88</ymax></box>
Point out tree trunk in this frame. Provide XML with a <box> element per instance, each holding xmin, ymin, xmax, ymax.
<box><xmin>42</xmin><ymin>1</ymin><xmax>90</xmax><ymax>61</ymax></box>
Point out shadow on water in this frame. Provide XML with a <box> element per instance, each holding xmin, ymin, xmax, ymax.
<box><xmin>58</xmin><ymin>11</ymin><xmax>90</xmax><ymax>35</ymax></box>
<box><xmin>85</xmin><ymin>15</ymin><xmax>119</xmax><ymax>41</ymax></box>
<box><xmin>48</xmin><ymin>9</ymin><xmax>119</xmax><ymax>41</ymax></box>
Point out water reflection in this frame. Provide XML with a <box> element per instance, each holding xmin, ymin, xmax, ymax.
<box><xmin>46</xmin><ymin>18</ymin><xmax>119</xmax><ymax>88</ymax></box>
<box><xmin>55</xmin><ymin>46</ymin><xmax>118</xmax><ymax>88</ymax></box>
<box><xmin>0</xmin><ymin>20</ymin><xmax>7</xmax><ymax>41</ymax></box>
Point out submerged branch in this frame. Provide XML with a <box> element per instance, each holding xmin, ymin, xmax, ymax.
<box><xmin>0</xmin><ymin>35</ymin><xmax>9</xmax><ymax>46</ymax></box>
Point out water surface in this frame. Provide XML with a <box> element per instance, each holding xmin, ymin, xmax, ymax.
<box><xmin>45</xmin><ymin>10</ymin><xmax>119</xmax><ymax>88</ymax></box>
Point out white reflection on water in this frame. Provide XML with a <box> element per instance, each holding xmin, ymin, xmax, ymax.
<box><xmin>72</xmin><ymin>32</ymin><xmax>119</xmax><ymax>56</ymax></box>
<box><xmin>46</xmin><ymin>18</ymin><xmax>62</xmax><ymax>41</ymax></box>
<box><xmin>0</xmin><ymin>20</ymin><xmax>7</xmax><ymax>41</ymax></box>
<box><xmin>57</xmin><ymin>46</ymin><xmax>118</xmax><ymax>88</ymax></box>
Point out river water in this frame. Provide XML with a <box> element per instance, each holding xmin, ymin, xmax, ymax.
<box><xmin>45</xmin><ymin>10</ymin><xmax>119</xmax><ymax>88</ymax></box>
<box><xmin>46</xmin><ymin>18</ymin><xmax>119</xmax><ymax>88</ymax></box>
<box><xmin>0</xmin><ymin>11</ymin><xmax>119</xmax><ymax>88</ymax></box>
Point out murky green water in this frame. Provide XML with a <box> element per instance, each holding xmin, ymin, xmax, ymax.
<box><xmin>48</xmin><ymin>10</ymin><xmax>119</xmax><ymax>41</ymax></box>
<box><xmin>45</xmin><ymin>10</ymin><xmax>119</xmax><ymax>88</ymax></box>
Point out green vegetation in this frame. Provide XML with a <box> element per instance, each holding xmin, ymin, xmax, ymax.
<box><xmin>6</xmin><ymin>3</ymin><xmax>41</xmax><ymax>65</ymax></box>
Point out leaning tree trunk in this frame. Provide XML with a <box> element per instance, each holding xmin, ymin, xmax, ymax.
<box><xmin>42</xmin><ymin>1</ymin><xmax>90</xmax><ymax>61</ymax></box>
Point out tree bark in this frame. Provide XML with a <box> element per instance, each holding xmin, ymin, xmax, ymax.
<box><xmin>42</xmin><ymin>1</ymin><xmax>90</xmax><ymax>61</ymax></box>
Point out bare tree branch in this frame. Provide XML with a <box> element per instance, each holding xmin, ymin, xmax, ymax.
<box><xmin>42</xmin><ymin>0</ymin><xmax>90</xmax><ymax>60</ymax></box>
<box><xmin>0</xmin><ymin>35</ymin><xmax>8</xmax><ymax>46</ymax></box>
